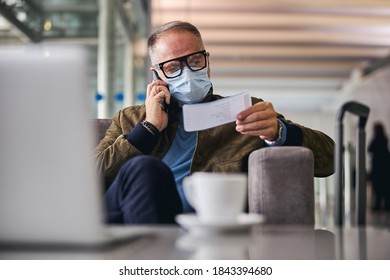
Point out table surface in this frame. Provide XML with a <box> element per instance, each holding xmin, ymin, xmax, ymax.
<box><xmin>1</xmin><ymin>224</ymin><xmax>390</xmax><ymax>260</ymax></box>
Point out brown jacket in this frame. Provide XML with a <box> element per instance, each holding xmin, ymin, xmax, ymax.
<box><xmin>95</xmin><ymin>94</ymin><xmax>334</xmax><ymax>187</ymax></box>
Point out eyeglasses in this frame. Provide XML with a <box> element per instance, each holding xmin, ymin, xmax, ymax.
<box><xmin>155</xmin><ymin>50</ymin><xmax>208</xmax><ymax>79</ymax></box>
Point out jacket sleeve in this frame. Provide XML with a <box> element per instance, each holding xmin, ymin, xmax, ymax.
<box><xmin>293</xmin><ymin>122</ymin><xmax>335</xmax><ymax>177</ymax></box>
<box><xmin>94</xmin><ymin>108</ymin><xmax>149</xmax><ymax>187</ymax></box>
<box><xmin>278</xmin><ymin>117</ymin><xmax>334</xmax><ymax>177</ymax></box>
<box><xmin>252</xmin><ymin>97</ymin><xmax>334</xmax><ymax>177</ymax></box>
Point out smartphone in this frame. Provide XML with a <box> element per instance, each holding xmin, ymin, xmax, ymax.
<box><xmin>152</xmin><ymin>70</ymin><xmax>168</xmax><ymax>113</ymax></box>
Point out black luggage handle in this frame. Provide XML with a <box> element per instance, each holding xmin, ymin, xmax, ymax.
<box><xmin>335</xmin><ymin>101</ymin><xmax>370</xmax><ymax>226</ymax></box>
<box><xmin>337</xmin><ymin>102</ymin><xmax>369</xmax><ymax>129</ymax></box>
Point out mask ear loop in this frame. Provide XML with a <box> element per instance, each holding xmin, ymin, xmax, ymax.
<box><xmin>204</xmin><ymin>51</ymin><xmax>210</xmax><ymax>78</ymax></box>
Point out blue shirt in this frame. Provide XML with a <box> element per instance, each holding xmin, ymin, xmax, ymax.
<box><xmin>162</xmin><ymin>113</ymin><xmax>196</xmax><ymax>212</ymax></box>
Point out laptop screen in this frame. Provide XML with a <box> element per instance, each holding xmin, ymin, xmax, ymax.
<box><xmin>0</xmin><ymin>45</ymin><xmax>108</xmax><ymax>245</ymax></box>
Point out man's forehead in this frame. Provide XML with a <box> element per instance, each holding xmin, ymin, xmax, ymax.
<box><xmin>151</xmin><ymin>31</ymin><xmax>203</xmax><ymax>63</ymax></box>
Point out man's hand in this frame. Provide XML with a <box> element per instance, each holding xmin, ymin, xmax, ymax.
<box><xmin>235</xmin><ymin>101</ymin><xmax>279</xmax><ymax>141</ymax></box>
<box><xmin>145</xmin><ymin>79</ymin><xmax>170</xmax><ymax>131</ymax></box>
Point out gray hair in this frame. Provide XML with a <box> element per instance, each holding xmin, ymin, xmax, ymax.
<box><xmin>147</xmin><ymin>21</ymin><xmax>205</xmax><ymax>59</ymax></box>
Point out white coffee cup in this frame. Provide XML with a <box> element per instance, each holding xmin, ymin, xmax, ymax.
<box><xmin>183</xmin><ymin>172</ymin><xmax>247</xmax><ymax>223</ymax></box>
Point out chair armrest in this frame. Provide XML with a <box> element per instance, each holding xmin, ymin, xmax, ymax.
<box><xmin>248</xmin><ymin>147</ymin><xmax>314</xmax><ymax>225</ymax></box>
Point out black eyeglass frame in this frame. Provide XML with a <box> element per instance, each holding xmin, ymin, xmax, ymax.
<box><xmin>154</xmin><ymin>50</ymin><xmax>208</xmax><ymax>79</ymax></box>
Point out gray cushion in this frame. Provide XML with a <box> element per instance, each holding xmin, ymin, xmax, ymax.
<box><xmin>248</xmin><ymin>147</ymin><xmax>314</xmax><ymax>225</ymax></box>
<box><xmin>91</xmin><ymin>119</ymin><xmax>112</xmax><ymax>145</ymax></box>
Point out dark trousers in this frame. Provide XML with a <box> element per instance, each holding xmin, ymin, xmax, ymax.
<box><xmin>104</xmin><ymin>156</ymin><xmax>183</xmax><ymax>224</ymax></box>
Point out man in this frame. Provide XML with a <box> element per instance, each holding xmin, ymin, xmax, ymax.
<box><xmin>95</xmin><ymin>21</ymin><xmax>334</xmax><ymax>224</ymax></box>
<box><xmin>368</xmin><ymin>122</ymin><xmax>390</xmax><ymax>211</ymax></box>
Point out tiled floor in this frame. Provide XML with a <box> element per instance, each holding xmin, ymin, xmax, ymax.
<box><xmin>363</xmin><ymin>184</ymin><xmax>390</xmax><ymax>228</ymax></box>
<box><xmin>315</xmin><ymin>184</ymin><xmax>390</xmax><ymax>228</ymax></box>
<box><xmin>366</xmin><ymin>208</ymin><xmax>390</xmax><ymax>228</ymax></box>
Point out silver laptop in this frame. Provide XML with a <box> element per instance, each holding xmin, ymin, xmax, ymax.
<box><xmin>0</xmin><ymin>45</ymin><xmax>148</xmax><ymax>247</ymax></box>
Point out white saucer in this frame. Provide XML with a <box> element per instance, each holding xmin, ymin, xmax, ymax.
<box><xmin>175</xmin><ymin>213</ymin><xmax>265</xmax><ymax>234</ymax></box>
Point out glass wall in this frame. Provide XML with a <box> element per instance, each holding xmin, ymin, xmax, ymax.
<box><xmin>0</xmin><ymin>0</ymin><xmax>151</xmax><ymax>118</ymax></box>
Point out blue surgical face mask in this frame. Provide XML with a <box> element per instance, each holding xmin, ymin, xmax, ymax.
<box><xmin>167</xmin><ymin>67</ymin><xmax>212</xmax><ymax>106</ymax></box>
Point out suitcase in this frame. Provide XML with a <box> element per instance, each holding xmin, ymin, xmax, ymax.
<box><xmin>334</xmin><ymin>101</ymin><xmax>370</xmax><ymax>226</ymax></box>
